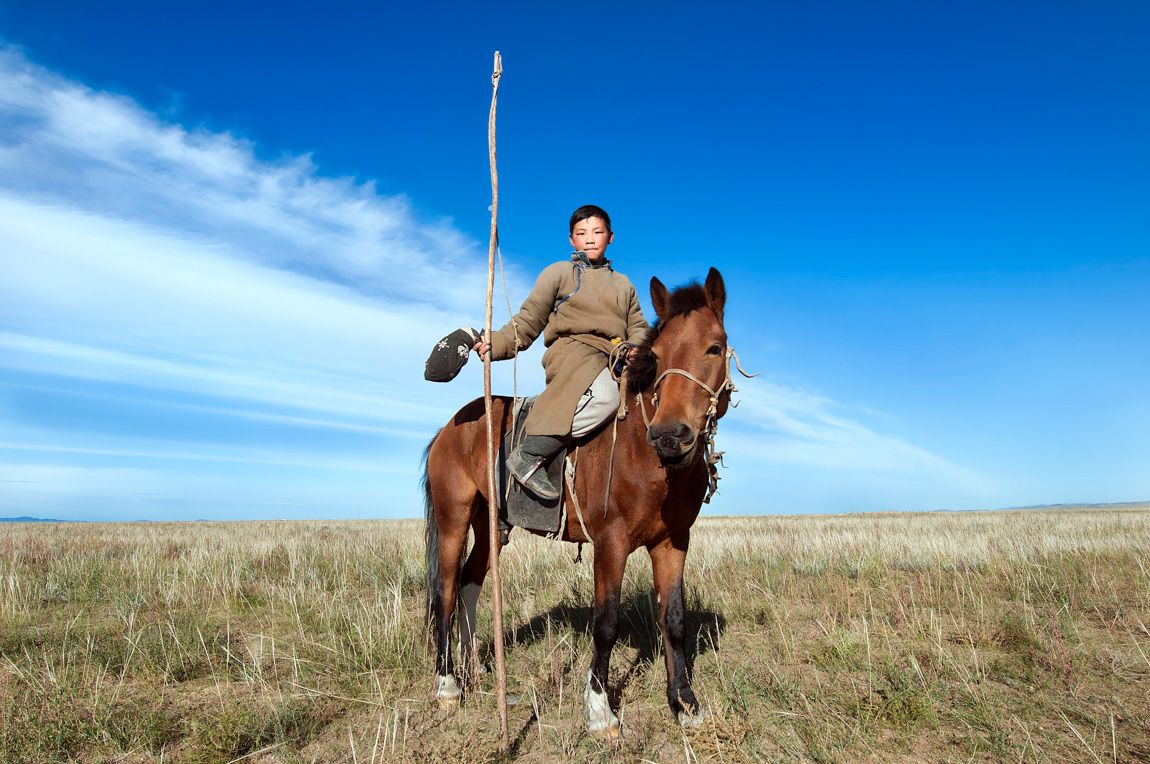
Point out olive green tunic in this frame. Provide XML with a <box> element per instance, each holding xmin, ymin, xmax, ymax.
<box><xmin>490</xmin><ymin>257</ymin><xmax>649</xmax><ymax>436</ymax></box>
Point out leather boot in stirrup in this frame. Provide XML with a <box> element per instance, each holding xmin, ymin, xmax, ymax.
<box><xmin>506</xmin><ymin>435</ymin><xmax>564</xmax><ymax>501</ymax></box>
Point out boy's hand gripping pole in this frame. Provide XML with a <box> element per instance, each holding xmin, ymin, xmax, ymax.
<box><xmin>483</xmin><ymin>50</ymin><xmax>509</xmax><ymax>750</ymax></box>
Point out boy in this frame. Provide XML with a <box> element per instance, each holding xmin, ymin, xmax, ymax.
<box><xmin>474</xmin><ymin>204</ymin><xmax>649</xmax><ymax>499</ymax></box>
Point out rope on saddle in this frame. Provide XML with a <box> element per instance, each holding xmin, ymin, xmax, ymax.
<box><xmin>564</xmin><ymin>448</ymin><xmax>592</xmax><ymax>561</ymax></box>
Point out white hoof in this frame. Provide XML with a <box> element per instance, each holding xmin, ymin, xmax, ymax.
<box><xmin>678</xmin><ymin>707</ymin><xmax>708</xmax><ymax>727</ymax></box>
<box><xmin>435</xmin><ymin>674</ymin><xmax>461</xmax><ymax>705</ymax></box>
<box><xmin>584</xmin><ymin>671</ymin><xmax>621</xmax><ymax>737</ymax></box>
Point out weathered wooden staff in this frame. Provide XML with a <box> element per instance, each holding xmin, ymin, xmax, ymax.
<box><xmin>482</xmin><ymin>49</ymin><xmax>509</xmax><ymax>750</ymax></box>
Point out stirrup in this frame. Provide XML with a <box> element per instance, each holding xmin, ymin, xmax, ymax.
<box><xmin>508</xmin><ymin>451</ymin><xmax>560</xmax><ymax>500</ymax></box>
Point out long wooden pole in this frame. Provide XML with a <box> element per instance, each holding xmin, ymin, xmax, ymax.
<box><xmin>483</xmin><ymin>50</ymin><xmax>509</xmax><ymax>750</ymax></box>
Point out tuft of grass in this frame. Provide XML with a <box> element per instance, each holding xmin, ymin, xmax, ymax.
<box><xmin>184</xmin><ymin>693</ymin><xmax>333</xmax><ymax>761</ymax></box>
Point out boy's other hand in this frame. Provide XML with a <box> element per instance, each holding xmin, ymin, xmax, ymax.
<box><xmin>474</xmin><ymin>338</ymin><xmax>491</xmax><ymax>358</ymax></box>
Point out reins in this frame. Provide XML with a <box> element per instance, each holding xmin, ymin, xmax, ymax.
<box><xmin>598</xmin><ymin>341</ymin><xmax>635</xmax><ymax>522</ymax></box>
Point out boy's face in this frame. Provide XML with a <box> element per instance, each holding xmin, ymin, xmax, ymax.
<box><xmin>570</xmin><ymin>216</ymin><xmax>614</xmax><ymax>263</ymax></box>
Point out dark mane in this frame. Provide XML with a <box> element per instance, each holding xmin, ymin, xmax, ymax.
<box><xmin>626</xmin><ymin>283</ymin><xmax>710</xmax><ymax>395</ymax></box>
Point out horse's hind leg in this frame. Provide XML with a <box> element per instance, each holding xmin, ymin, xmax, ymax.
<box><xmin>456</xmin><ymin>501</ymin><xmax>491</xmax><ymax>680</ymax></box>
<box><xmin>429</xmin><ymin>479</ymin><xmax>477</xmax><ymax>705</ymax></box>
<box><xmin>426</xmin><ymin>396</ymin><xmax>509</xmax><ymax>705</ymax></box>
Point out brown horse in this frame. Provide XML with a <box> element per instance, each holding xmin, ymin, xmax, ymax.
<box><xmin>423</xmin><ymin>268</ymin><xmax>738</xmax><ymax>735</ymax></box>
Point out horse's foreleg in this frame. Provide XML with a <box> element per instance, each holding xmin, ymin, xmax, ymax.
<box><xmin>585</xmin><ymin>536</ymin><xmax>627</xmax><ymax>737</ymax></box>
<box><xmin>650</xmin><ymin>531</ymin><xmax>703</xmax><ymax>724</ymax></box>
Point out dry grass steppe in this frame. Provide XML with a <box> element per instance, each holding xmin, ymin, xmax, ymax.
<box><xmin>1</xmin><ymin>506</ymin><xmax>1148</xmax><ymax>762</ymax></box>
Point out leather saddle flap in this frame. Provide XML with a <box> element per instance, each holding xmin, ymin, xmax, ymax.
<box><xmin>498</xmin><ymin>397</ymin><xmax>564</xmax><ymax>535</ymax></box>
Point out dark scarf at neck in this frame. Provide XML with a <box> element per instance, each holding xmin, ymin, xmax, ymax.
<box><xmin>571</xmin><ymin>251</ymin><xmax>613</xmax><ymax>270</ymax></box>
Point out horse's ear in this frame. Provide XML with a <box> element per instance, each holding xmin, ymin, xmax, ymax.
<box><xmin>650</xmin><ymin>276</ymin><xmax>671</xmax><ymax>321</ymax></box>
<box><xmin>704</xmin><ymin>267</ymin><xmax>725</xmax><ymax>324</ymax></box>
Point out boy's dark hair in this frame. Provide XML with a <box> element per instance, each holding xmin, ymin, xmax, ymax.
<box><xmin>569</xmin><ymin>204</ymin><xmax>612</xmax><ymax>234</ymax></box>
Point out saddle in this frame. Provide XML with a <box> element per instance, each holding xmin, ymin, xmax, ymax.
<box><xmin>498</xmin><ymin>397</ymin><xmax>567</xmax><ymax>539</ymax></box>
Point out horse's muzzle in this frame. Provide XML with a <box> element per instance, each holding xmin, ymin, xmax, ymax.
<box><xmin>647</xmin><ymin>422</ymin><xmax>697</xmax><ymax>464</ymax></box>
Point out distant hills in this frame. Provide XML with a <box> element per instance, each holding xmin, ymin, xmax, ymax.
<box><xmin>0</xmin><ymin>516</ymin><xmax>66</xmax><ymax>522</ymax></box>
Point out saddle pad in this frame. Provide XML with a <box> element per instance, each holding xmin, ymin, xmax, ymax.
<box><xmin>499</xmin><ymin>397</ymin><xmax>565</xmax><ymax>536</ymax></box>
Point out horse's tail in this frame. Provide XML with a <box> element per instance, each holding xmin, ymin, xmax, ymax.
<box><xmin>422</xmin><ymin>430</ymin><xmax>442</xmax><ymax>638</ymax></box>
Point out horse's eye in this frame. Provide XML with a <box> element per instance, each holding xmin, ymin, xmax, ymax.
<box><xmin>706</xmin><ymin>344</ymin><xmax>723</xmax><ymax>356</ymax></box>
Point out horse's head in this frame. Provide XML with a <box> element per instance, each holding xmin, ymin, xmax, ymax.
<box><xmin>629</xmin><ymin>268</ymin><xmax>730</xmax><ymax>466</ymax></box>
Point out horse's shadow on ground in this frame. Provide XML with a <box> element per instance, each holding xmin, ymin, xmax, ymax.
<box><xmin>478</xmin><ymin>593</ymin><xmax>726</xmax><ymax>752</ymax></box>
<box><xmin>495</xmin><ymin>590</ymin><xmax>727</xmax><ymax>697</ymax></box>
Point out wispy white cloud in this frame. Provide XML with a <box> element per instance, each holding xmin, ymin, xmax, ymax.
<box><xmin>729</xmin><ymin>380</ymin><xmax>957</xmax><ymax>475</ymax></box>
<box><xmin>709</xmin><ymin>377</ymin><xmax>1000</xmax><ymax>512</ymax></box>
<box><xmin>0</xmin><ymin>201</ymin><xmax>457</xmax><ymax>424</ymax></box>
<box><xmin>0</xmin><ymin>441</ymin><xmax>411</xmax><ymax>473</ymax></box>
<box><xmin>0</xmin><ymin>48</ymin><xmax>490</xmax><ymax>306</ymax></box>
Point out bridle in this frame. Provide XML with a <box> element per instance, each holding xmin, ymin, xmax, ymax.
<box><xmin>614</xmin><ymin>343</ymin><xmax>755</xmax><ymax>503</ymax></box>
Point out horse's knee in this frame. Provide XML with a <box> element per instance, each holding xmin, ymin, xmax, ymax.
<box><xmin>662</xmin><ymin>581</ymin><xmax>686</xmax><ymax>643</ymax></box>
<box><xmin>458</xmin><ymin>582</ymin><xmax>482</xmax><ymax>632</ymax></box>
<box><xmin>592</xmin><ymin>593</ymin><xmax>621</xmax><ymax>649</ymax></box>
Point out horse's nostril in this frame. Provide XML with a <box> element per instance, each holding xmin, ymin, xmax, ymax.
<box><xmin>648</xmin><ymin>423</ymin><xmax>696</xmax><ymax>452</ymax></box>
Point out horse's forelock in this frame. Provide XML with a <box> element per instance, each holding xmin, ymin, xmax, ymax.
<box><xmin>663</xmin><ymin>283</ymin><xmax>710</xmax><ymax>318</ymax></box>
<box><xmin>626</xmin><ymin>283</ymin><xmax>712</xmax><ymax>396</ymax></box>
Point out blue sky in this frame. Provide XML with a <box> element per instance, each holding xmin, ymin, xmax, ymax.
<box><xmin>1</xmin><ymin>2</ymin><xmax>1147</xmax><ymax>520</ymax></box>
